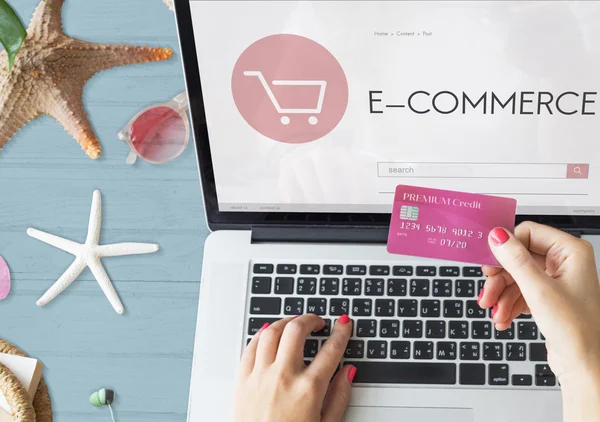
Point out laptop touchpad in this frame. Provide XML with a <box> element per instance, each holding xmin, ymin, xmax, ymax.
<box><xmin>345</xmin><ymin>406</ymin><xmax>474</xmax><ymax>422</ymax></box>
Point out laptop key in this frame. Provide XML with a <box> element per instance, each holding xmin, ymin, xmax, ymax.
<box><xmin>456</xmin><ymin>280</ymin><xmax>475</xmax><ymax>297</ymax></box>
<box><xmin>518</xmin><ymin>322</ymin><xmax>538</xmax><ymax>340</ymax></box>
<box><xmin>367</xmin><ymin>341</ymin><xmax>388</xmax><ymax>359</ymax></box>
<box><xmin>432</xmin><ymin>279</ymin><xmax>452</xmax><ymax>297</ymax></box>
<box><xmin>466</xmin><ymin>300</ymin><xmax>486</xmax><ymax>318</ymax></box>
<box><xmin>250</xmin><ymin>297</ymin><xmax>282</xmax><ymax>315</ymax></box>
<box><xmin>329</xmin><ymin>299</ymin><xmax>349</xmax><ymax>316</ymax></box>
<box><xmin>380</xmin><ymin>319</ymin><xmax>400</xmax><ymax>338</ymax></box>
<box><xmin>507</xmin><ymin>343</ymin><xmax>526</xmax><ymax>361</ymax></box>
<box><xmin>512</xmin><ymin>374</ymin><xmax>533</xmax><ymax>386</ymax></box>
<box><xmin>489</xmin><ymin>364</ymin><xmax>509</xmax><ymax>385</ymax></box>
<box><xmin>463</xmin><ymin>267</ymin><xmax>483</xmax><ymax>277</ymax></box>
<box><xmin>390</xmin><ymin>341</ymin><xmax>411</xmax><ymax>359</ymax></box>
<box><xmin>300</xmin><ymin>264</ymin><xmax>320</xmax><ymax>275</ymax></box>
<box><xmin>402</xmin><ymin>320</ymin><xmax>423</xmax><ymax>338</ymax></box>
<box><xmin>439</xmin><ymin>266</ymin><xmax>459</xmax><ymax>277</ymax></box>
<box><xmin>365</xmin><ymin>279</ymin><xmax>385</xmax><ymax>296</ymax></box>
<box><xmin>436</xmin><ymin>342</ymin><xmax>457</xmax><ymax>360</ymax></box>
<box><xmin>387</xmin><ymin>279</ymin><xmax>407</xmax><ymax>296</ymax></box>
<box><xmin>346</xmin><ymin>265</ymin><xmax>366</xmax><ymax>276</ymax></box>
<box><xmin>397</xmin><ymin>299</ymin><xmax>418</xmax><ymax>317</ymax></box>
<box><xmin>516</xmin><ymin>313</ymin><xmax>532</xmax><ymax>319</ymax></box>
<box><xmin>274</xmin><ymin>277</ymin><xmax>294</xmax><ymax>294</ymax></box>
<box><xmin>319</xmin><ymin>278</ymin><xmax>339</xmax><ymax>295</ymax></box>
<box><xmin>276</xmin><ymin>264</ymin><xmax>297</xmax><ymax>274</ymax></box>
<box><xmin>323</xmin><ymin>265</ymin><xmax>343</xmax><ymax>275</ymax></box>
<box><xmin>284</xmin><ymin>298</ymin><xmax>304</xmax><ymax>315</ymax></box>
<box><xmin>459</xmin><ymin>363</ymin><xmax>485</xmax><ymax>385</ymax></box>
<box><xmin>483</xmin><ymin>342</ymin><xmax>503</xmax><ymax>360</ymax></box>
<box><xmin>530</xmin><ymin>343</ymin><xmax>548</xmax><ymax>362</ymax></box>
<box><xmin>253</xmin><ymin>264</ymin><xmax>274</xmax><ymax>274</ymax></box>
<box><xmin>410</xmin><ymin>279</ymin><xmax>430</xmax><ymax>297</ymax></box>
<box><xmin>535</xmin><ymin>364</ymin><xmax>556</xmax><ymax>386</ymax></box>
<box><xmin>297</xmin><ymin>277</ymin><xmax>317</xmax><ymax>295</ymax></box>
<box><xmin>420</xmin><ymin>300</ymin><xmax>441</xmax><ymax>317</ymax></box>
<box><xmin>370</xmin><ymin>265</ymin><xmax>390</xmax><ymax>276</ymax></box>
<box><xmin>392</xmin><ymin>266</ymin><xmax>413</xmax><ymax>276</ymax></box>
<box><xmin>375</xmin><ymin>299</ymin><xmax>395</xmax><ymax>317</ymax></box>
<box><xmin>352</xmin><ymin>299</ymin><xmax>372</xmax><ymax>316</ymax></box>
<box><xmin>344</xmin><ymin>340</ymin><xmax>365</xmax><ymax>358</ymax></box>
<box><xmin>247</xmin><ymin>317</ymin><xmax>281</xmax><ymax>335</ymax></box>
<box><xmin>251</xmin><ymin>277</ymin><xmax>272</xmax><ymax>294</ymax></box>
<box><xmin>444</xmin><ymin>300</ymin><xmax>464</xmax><ymax>318</ymax></box>
<box><xmin>460</xmin><ymin>342</ymin><xmax>480</xmax><ymax>360</ymax></box>
<box><xmin>307</xmin><ymin>298</ymin><xmax>327</xmax><ymax>316</ymax></box>
<box><xmin>311</xmin><ymin>319</ymin><xmax>331</xmax><ymax>337</ymax></box>
<box><xmin>342</xmin><ymin>278</ymin><xmax>362</xmax><ymax>296</ymax></box>
<box><xmin>344</xmin><ymin>362</ymin><xmax>456</xmax><ymax>385</ymax></box>
<box><xmin>304</xmin><ymin>339</ymin><xmax>319</xmax><ymax>358</ymax></box>
<box><xmin>357</xmin><ymin>319</ymin><xmax>377</xmax><ymax>337</ymax></box>
<box><xmin>495</xmin><ymin>323</ymin><xmax>515</xmax><ymax>339</ymax></box>
<box><xmin>425</xmin><ymin>320</ymin><xmax>445</xmax><ymax>339</ymax></box>
<box><xmin>449</xmin><ymin>321</ymin><xmax>469</xmax><ymax>339</ymax></box>
<box><xmin>416</xmin><ymin>266</ymin><xmax>436</xmax><ymax>276</ymax></box>
<box><xmin>472</xmin><ymin>321</ymin><xmax>492</xmax><ymax>339</ymax></box>
<box><xmin>414</xmin><ymin>341</ymin><xmax>434</xmax><ymax>360</ymax></box>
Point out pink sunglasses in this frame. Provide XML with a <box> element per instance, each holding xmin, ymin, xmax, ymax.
<box><xmin>117</xmin><ymin>92</ymin><xmax>190</xmax><ymax>165</ymax></box>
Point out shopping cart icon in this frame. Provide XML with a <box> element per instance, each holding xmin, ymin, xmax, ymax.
<box><xmin>243</xmin><ymin>71</ymin><xmax>327</xmax><ymax>126</ymax></box>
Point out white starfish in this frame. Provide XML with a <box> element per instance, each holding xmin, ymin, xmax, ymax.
<box><xmin>27</xmin><ymin>190</ymin><xmax>159</xmax><ymax>314</ymax></box>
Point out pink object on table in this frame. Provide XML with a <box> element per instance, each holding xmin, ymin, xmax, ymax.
<box><xmin>0</xmin><ymin>256</ymin><xmax>10</xmax><ymax>300</ymax></box>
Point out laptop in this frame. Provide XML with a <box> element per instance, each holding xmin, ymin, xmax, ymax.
<box><xmin>175</xmin><ymin>1</ymin><xmax>600</xmax><ymax>421</ymax></box>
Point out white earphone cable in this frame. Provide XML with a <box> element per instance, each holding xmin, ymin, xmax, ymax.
<box><xmin>108</xmin><ymin>403</ymin><xmax>116</xmax><ymax>422</ymax></box>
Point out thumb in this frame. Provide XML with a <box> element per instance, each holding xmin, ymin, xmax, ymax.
<box><xmin>321</xmin><ymin>365</ymin><xmax>355</xmax><ymax>422</ymax></box>
<box><xmin>488</xmin><ymin>227</ymin><xmax>552</xmax><ymax>308</ymax></box>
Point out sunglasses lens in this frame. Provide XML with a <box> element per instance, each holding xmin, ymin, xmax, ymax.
<box><xmin>129</xmin><ymin>106</ymin><xmax>188</xmax><ymax>163</ymax></box>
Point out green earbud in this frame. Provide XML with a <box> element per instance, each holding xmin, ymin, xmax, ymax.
<box><xmin>90</xmin><ymin>388</ymin><xmax>115</xmax><ymax>407</ymax></box>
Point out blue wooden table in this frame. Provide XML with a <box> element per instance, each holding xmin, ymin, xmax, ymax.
<box><xmin>0</xmin><ymin>1</ymin><xmax>204</xmax><ymax>420</ymax></box>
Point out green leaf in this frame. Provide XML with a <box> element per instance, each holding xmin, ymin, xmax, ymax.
<box><xmin>0</xmin><ymin>0</ymin><xmax>26</xmax><ymax>72</ymax></box>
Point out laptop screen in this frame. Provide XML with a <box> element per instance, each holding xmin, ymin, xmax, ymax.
<box><xmin>188</xmin><ymin>0</ymin><xmax>600</xmax><ymax>216</ymax></box>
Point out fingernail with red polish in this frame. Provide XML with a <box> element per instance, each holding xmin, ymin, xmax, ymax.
<box><xmin>490</xmin><ymin>227</ymin><xmax>510</xmax><ymax>246</ymax></box>
<box><xmin>477</xmin><ymin>288</ymin><xmax>485</xmax><ymax>304</ymax></box>
<box><xmin>261</xmin><ymin>323</ymin><xmax>270</xmax><ymax>330</ymax></box>
<box><xmin>339</xmin><ymin>314</ymin><xmax>350</xmax><ymax>324</ymax></box>
<box><xmin>348</xmin><ymin>365</ymin><xmax>357</xmax><ymax>383</ymax></box>
<box><xmin>491</xmin><ymin>305</ymin><xmax>498</xmax><ymax>319</ymax></box>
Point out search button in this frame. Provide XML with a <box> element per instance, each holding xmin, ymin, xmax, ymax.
<box><xmin>566</xmin><ymin>164</ymin><xmax>589</xmax><ymax>179</ymax></box>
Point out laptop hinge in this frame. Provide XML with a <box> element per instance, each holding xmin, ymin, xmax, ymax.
<box><xmin>251</xmin><ymin>226</ymin><xmax>389</xmax><ymax>244</ymax></box>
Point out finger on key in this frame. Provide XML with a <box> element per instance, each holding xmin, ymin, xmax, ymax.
<box><xmin>255</xmin><ymin>317</ymin><xmax>293</xmax><ymax>368</ymax></box>
<box><xmin>492</xmin><ymin>283</ymin><xmax>522</xmax><ymax>325</ymax></box>
<box><xmin>308</xmin><ymin>314</ymin><xmax>353</xmax><ymax>387</ymax></box>
<box><xmin>276</xmin><ymin>314</ymin><xmax>325</xmax><ymax>366</ymax></box>
<box><xmin>480</xmin><ymin>270</ymin><xmax>514</xmax><ymax>309</ymax></box>
<box><xmin>495</xmin><ymin>297</ymin><xmax>528</xmax><ymax>331</ymax></box>
<box><xmin>239</xmin><ymin>323</ymin><xmax>268</xmax><ymax>377</ymax></box>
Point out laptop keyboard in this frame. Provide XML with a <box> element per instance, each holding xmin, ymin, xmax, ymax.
<box><xmin>246</xmin><ymin>262</ymin><xmax>556</xmax><ymax>388</ymax></box>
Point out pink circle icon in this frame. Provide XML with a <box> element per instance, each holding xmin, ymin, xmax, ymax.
<box><xmin>232</xmin><ymin>34</ymin><xmax>348</xmax><ymax>144</ymax></box>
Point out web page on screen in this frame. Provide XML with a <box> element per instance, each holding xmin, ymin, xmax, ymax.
<box><xmin>189</xmin><ymin>0</ymin><xmax>600</xmax><ymax>215</ymax></box>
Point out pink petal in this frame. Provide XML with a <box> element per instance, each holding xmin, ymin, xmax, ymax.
<box><xmin>0</xmin><ymin>256</ymin><xmax>10</xmax><ymax>300</ymax></box>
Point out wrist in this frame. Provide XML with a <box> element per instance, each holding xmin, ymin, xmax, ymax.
<box><xmin>560</xmin><ymin>368</ymin><xmax>600</xmax><ymax>422</ymax></box>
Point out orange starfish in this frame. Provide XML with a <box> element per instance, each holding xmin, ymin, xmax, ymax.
<box><xmin>0</xmin><ymin>0</ymin><xmax>173</xmax><ymax>159</ymax></box>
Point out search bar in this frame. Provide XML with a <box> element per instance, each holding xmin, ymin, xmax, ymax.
<box><xmin>378</xmin><ymin>162</ymin><xmax>589</xmax><ymax>179</ymax></box>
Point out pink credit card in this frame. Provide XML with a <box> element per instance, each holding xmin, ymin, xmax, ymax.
<box><xmin>387</xmin><ymin>185</ymin><xmax>517</xmax><ymax>266</ymax></box>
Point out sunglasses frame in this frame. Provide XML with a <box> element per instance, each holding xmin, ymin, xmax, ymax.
<box><xmin>117</xmin><ymin>92</ymin><xmax>190</xmax><ymax>165</ymax></box>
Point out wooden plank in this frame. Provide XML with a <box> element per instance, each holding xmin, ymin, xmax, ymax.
<box><xmin>0</xmin><ymin>0</ymin><xmax>205</xmax><ymax>419</ymax></box>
